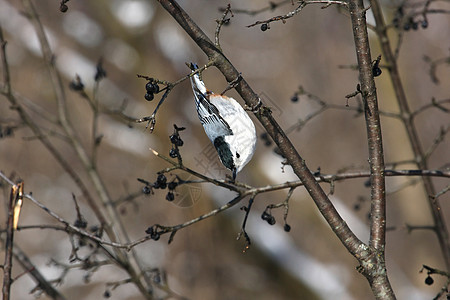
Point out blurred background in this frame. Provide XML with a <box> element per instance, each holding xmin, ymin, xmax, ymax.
<box><xmin>0</xmin><ymin>0</ymin><xmax>449</xmax><ymax>299</ymax></box>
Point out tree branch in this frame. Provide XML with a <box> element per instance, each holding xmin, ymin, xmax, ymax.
<box><xmin>157</xmin><ymin>0</ymin><xmax>365</xmax><ymax>259</ymax></box>
<box><xmin>369</xmin><ymin>0</ymin><xmax>450</xmax><ymax>271</ymax></box>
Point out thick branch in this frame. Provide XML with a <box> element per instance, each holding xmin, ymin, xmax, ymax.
<box><xmin>349</xmin><ymin>0</ymin><xmax>394</xmax><ymax>299</ymax></box>
<box><xmin>350</xmin><ymin>0</ymin><xmax>387</xmax><ymax>252</ymax></box>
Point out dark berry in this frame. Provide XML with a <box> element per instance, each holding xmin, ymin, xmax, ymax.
<box><xmin>169</xmin><ymin>148</ymin><xmax>179</xmax><ymax>158</ymax></box>
<box><xmin>157</xmin><ymin>174</ymin><xmax>167</xmax><ymax>184</ymax></box>
<box><xmin>403</xmin><ymin>23</ymin><xmax>410</xmax><ymax>31</ymax></box>
<box><xmin>265</xmin><ymin>140</ymin><xmax>272</xmax><ymax>147</ymax></box>
<box><xmin>69</xmin><ymin>79</ymin><xmax>84</xmax><ymax>91</ymax></box>
<box><xmin>149</xmin><ymin>81</ymin><xmax>153</xmax><ymax>93</ymax></box>
<box><xmin>142</xmin><ymin>186</ymin><xmax>151</xmax><ymax>194</ymax></box>
<box><xmin>261</xmin><ymin>23</ymin><xmax>268</xmax><ymax>31</ymax></box>
<box><xmin>146</xmin><ymin>82</ymin><xmax>160</xmax><ymax>94</ymax></box>
<box><xmin>392</xmin><ymin>18</ymin><xmax>399</xmax><ymax>28</ymax></box>
<box><xmin>74</xmin><ymin>219</ymin><xmax>88</xmax><ymax>229</ymax></box>
<box><xmin>261</xmin><ymin>211</ymin><xmax>271</xmax><ymax>221</ymax></box>
<box><xmin>284</xmin><ymin>224</ymin><xmax>291</xmax><ymax>232</ymax></box>
<box><xmin>168</xmin><ymin>181</ymin><xmax>178</xmax><ymax>190</ymax></box>
<box><xmin>170</xmin><ymin>134</ymin><xmax>179</xmax><ymax>144</ymax></box>
<box><xmin>155</xmin><ymin>174</ymin><xmax>167</xmax><ymax>189</ymax></box>
<box><xmin>151</xmin><ymin>232</ymin><xmax>160</xmax><ymax>241</ymax></box>
<box><xmin>421</xmin><ymin>20</ymin><xmax>428</xmax><ymax>29</ymax></box>
<box><xmin>166</xmin><ymin>192</ymin><xmax>175</xmax><ymax>201</ymax></box>
<box><xmin>146</xmin><ymin>226</ymin><xmax>161</xmax><ymax>240</ymax></box>
<box><xmin>145</xmin><ymin>93</ymin><xmax>154</xmax><ymax>101</ymax></box>
<box><xmin>90</xmin><ymin>225</ymin><xmax>99</xmax><ymax>233</ymax></box>
<box><xmin>170</xmin><ymin>134</ymin><xmax>184</xmax><ymax>147</ymax></box>
<box><xmin>412</xmin><ymin>21</ymin><xmax>418</xmax><ymax>30</ymax></box>
<box><xmin>425</xmin><ymin>275</ymin><xmax>434</xmax><ymax>285</ymax></box>
<box><xmin>372</xmin><ymin>67</ymin><xmax>382</xmax><ymax>77</ymax></box>
<box><xmin>103</xmin><ymin>290</ymin><xmax>111</xmax><ymax>298</ymax></box>
<box><xmin>267</xmin><ymin>217</ymin><xmax>276</xmax><ymax>225</ymax></box>
<box><xmin>95</xmin><ymin>63</ymin><xmax>107</xmax><ymax>81</ymax></box>
<box><xmin>60</xmin><ymin>4</ymin><xmax>68</xmax><ymax>13</ymax></box>
<box><xmin>291</xmin><ymin>95</ymin><xmax>299</xmax><ymax>102</ymax></box>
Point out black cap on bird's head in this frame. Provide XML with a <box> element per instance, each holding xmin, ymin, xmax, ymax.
<box><xmin>189</xmin><ymin>62</ymin><xmax>199</xmax><ymax>71</ymax></box>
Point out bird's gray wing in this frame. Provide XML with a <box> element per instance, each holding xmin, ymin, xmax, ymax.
<box><xmin>190</xmin><ymin>76</ymin><xmax>233</xmax><ymax>138</ymax></box>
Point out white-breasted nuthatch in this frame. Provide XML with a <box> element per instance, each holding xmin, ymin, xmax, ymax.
<box><xmin>189</xmin><ymin>63</ymin><xmax>256</xmax><ymax>180</ymax></box>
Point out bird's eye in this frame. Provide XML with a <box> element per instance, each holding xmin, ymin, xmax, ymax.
<box><xmin>236</xmin><ymin>152</ymin><xmax>240</xmax><ymax>158</ymax></box>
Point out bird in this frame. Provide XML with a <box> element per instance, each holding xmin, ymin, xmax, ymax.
<box><xmin>189</xmin><ymin>63</ymin><xmax>256</xmax><ymax>180</ymax></box>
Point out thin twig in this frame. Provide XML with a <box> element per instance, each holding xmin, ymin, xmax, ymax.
<box><xmin>246</xmin><ymin>0</ymin><xmax>348</xmax><ymax>28</ymax></box>
<box><xmin>2</xmin><ymin>182</ymin><xmax>22</xmax><ymax>300</ymax></box>
<box><xmin>220</xmin><ymin>0</ymin><xmax>292</xmax><ymax>16</ymax></box>
<box><xmin>215</xmin><ymin>4</ymin><xmax>233</xmax><ymax>51</ymax></box>
<box><xmin>135</xmin><ymin>61</ymin><xmax>214</xmax><ymax>132</ymax></box>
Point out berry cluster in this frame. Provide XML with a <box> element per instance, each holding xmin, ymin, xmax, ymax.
<box><xmin>0</xmin><ymin>125</ymin><xmax>14</xmax><ymax>138</ymax></box>
<box><xmin>59</xmin><ymin>0</ymin><xmax>69</xmax><ymax>12</ymax></box>
<box><xmin>169</xmin><ymin>124</ymin><xmax>185</xmax><ymax>158</ymax></box>
<box><xmin>145</xmin><ymin>226</ymin><xmax>161</xmax><ymax>241</ymax></box>
<box><xmin>140</xmin><ymin>173</ymin><xmax>180</xmax><ymax>203</ymax></box>
<box><xmin>262</xmin><ymin>208</ymin><xmax>291</xmax><ymax>232</ymax></box>
<box><xmin>145</xmin><ymin>81</ymin><xmax>160</xmax><ymax>101</ymax></box>
<box><xmin>170</xmin><ymin>132</ymin><xmax>184</xmax><ymax>147</ymax></box>
<box><xmin>393</xmin><ymin>7</ymin><xmax>428</xmax><ymax>31</ymax></box>
<box><xmin>403</xmin><ymin>17</ymin><xmax>428</xmax><ymax>31</ymax></box>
